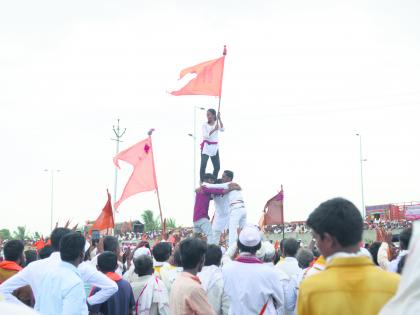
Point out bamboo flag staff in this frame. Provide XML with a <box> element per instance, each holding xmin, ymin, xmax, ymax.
<box><xmin>113</xmin><ymin>128</ymin><xmax>164</xmax><ymax>227</ymax></box>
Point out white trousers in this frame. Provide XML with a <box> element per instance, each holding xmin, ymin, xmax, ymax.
<box><xmin>228</xmin><ymin>206</ymin><xmax>247</xmax><ymax>247</ymax></box>
<box><xmin>212</xmin><ymin>214</ymin><xmax>229</xmax><ymax>244</ymax></box>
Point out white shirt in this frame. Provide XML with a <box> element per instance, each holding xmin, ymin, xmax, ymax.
<box><xmin>223</xmin><ymin>258</ymin><xmax>285</xmax><ymax>315</ymax></box>
<box><xmin>205</xmin><ymin>183</ymin><xmax>245</xmax><ymax>209</ymax></box>
<box><xmin>198</xmin><ymin>265</ymin><xmax>230</xmax><ymax>315</ymax></box>
<box><xmin>0</xmin><ymin>252</ymin><xmax>117</xmax><ymax>308</ymax></box>
<box><xmin>37</xmin><ymin>261</ymin><xmax>88</xmax><ymax>315</ymax></box>
<box><xmin>202</xmin><ymin>122</ymin><xmax>224</xmax><ymax>156</ymax></box>
<box><xmin>276</xmin><ymin>257</ymin><xmax>301</xmax><ymax>278</ymax></box>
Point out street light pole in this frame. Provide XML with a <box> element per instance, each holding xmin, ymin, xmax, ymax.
<box><xmin>44</xmin><ymin>169</ymin><xmax>60</xmax><ymax>232</ymax></box>
<box><xmin>112</xmin><ymin>119</ymin><xmax>126</xmax><ymax>226</ymax></box>
<box><xmin>356</xmin><ymin>134</ymin><xmax>366</xmax><ymax>219</ymax></box>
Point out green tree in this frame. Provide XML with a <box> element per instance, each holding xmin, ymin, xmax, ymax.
<box><xmin>13</xmin><ymin>226</ymin><xmax>29</xmax><ymax>240</ymax></box>
<box><xmin>33</xmin><ymin>231</ymin><xmax>41</xmax><ymax>240</ymax></box>
<box><xmin>0</xmin><ymin>228</ymin><xmax>11</xmax><ymax>240</ymax></box>
<box><xmin>166</xmin><ymin>218</ymin><xmax>177</xmax><ymax>229</ymax></box>
<box><xmin>141</xmin><ymin>210</ymin><xmax>161</xmax><ymax>232</ymax></box>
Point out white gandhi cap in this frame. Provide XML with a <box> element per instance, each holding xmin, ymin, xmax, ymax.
<box><xmin>133</xmin><ymin>247</ymin><xmax>152</xmax><ymax>260</ymax></box>
<box><xmin>239</xmin><ymin>224</ymin><xmax>262</xmax><ymax>247</ymax></box>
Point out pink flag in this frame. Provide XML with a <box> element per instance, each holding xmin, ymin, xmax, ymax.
<box><xmin>170</xmin><ymin>46</ymin><xmax>227</xmax><ymax>97</ymax></box>
<box><xmin>114</xmin><ymin>137</ymin><xmax>158</xmax><ymax>209</ymax></box>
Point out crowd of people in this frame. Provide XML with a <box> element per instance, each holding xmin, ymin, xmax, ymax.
<box><xmin>0</xmin><ymin>197</ymin><xmax>417</xmax><ymax>314</ymax></box>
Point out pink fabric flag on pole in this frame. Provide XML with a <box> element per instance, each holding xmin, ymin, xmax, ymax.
<box><xmin>170</xmin><ymin>46</ymin><xmax>226</xmax><ymax>97</ymax></box>
<box><xmin>114</xmin><ymin>136</ymin><xmax>158</xmax><ymax>209</ymax></box>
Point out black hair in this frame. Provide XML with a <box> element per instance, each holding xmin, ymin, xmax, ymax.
<box><xmin>97</xmin><ymin>251</ymin><xmax>118</xmax><ymax>273</ymax></box>
<box><xmin>152</xmin><ymin>242</ymin><xmax>172</xmax><ymax>262</ymax></box>
<box><xmin>312</xmin><ymin>247</ymin><xmax>320</xmax><ymax>258</ymax></box>
<box><xmin>4</xmin><ymin>240</ymin><xmax>24</xmax><ymax>262</ymax></box>
<box><xmin>203</xmin><ymin>173</ymin><xmax>216</xmax><ymax>183</ymax></box>
<box><xmin>273</xmin><ymin>251</ymin><xmax>281</xmax><ymax>265</ymax></box>
<box><xmin>307</xmin><ymin>198</ymin><xmax>363</xmax><ymax>247</ymax></box>
<box><xmin>296</xmin><ymin>249</ymin><xmax>314</xmax><ymax>269</ymax></box>
<box><xmin>284</xmin><ymin>238</ymin><xmax>300</xmax><ymax>257</ymax></box>
<box><xmin>237</xmin><ymin>240</ymin><xmax>262</xmax><ymax>255</ymax></box>
<box><xmin>173</xmin><ymin>248</ymin><xmax>182</xmax><ymax>267</ymax></box>
<box><xmin>223</xmin><ymin>170</ymin><xmax>234</xmax><ymax>181</ymax></box>
<box><xmin>39</xmin><ymin>245</ymin><xmax>54</xmax><ymax>259</ymax></box>
<box><xmin>399</xmin><ymin>228</ymin><xmax>412</xmax><ymax>250</ymax></box>
<box><xmin>134</xmin><ymin>255</ymin><xmax>154</xmax><ymax>277</ymax></box>
<box><xmin>103</xmin><ymin>236</ymin><xmax>119</xmax><ymax>253</ymax></box>
<box><xmin>397</xmin><ymin>254</ymin><xmax>407</xmax><ymax>274</ymax></box>
<box><xmin>179</xmin><ymin>238</ymin><xmax>207</xmax><ymax>269</ymax></box>
<box><xmin>368</xmin><ymin>242</ymin><xmax>382</xmax><ymax>266</ymax></box>
<box><xmin>51</xmin><ymin>228</ymin><xmax>71</xmax><ymax>251</ymax></box>
<box><xmin>24</xmin><ymin>250</ymin><xmax>38</xmax><ymax>265</ymax></box>
<box><xmin>207</xmin><ymin>109</ymin><xmax>217</xmax><ymax>117</ymax></box>
<box><xmin>204</xmin><ymin>244</ymin><xmax>223</xmax><ymax>267</ymax></box>
<box><xmin>59</xmin><ymin>232</ymin><xmax>85</xmax><ymax>263</ymax></box>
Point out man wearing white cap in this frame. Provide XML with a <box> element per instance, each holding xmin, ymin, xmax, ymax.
<box><xmin>222</xmin><ymin>225</ymin><xmax>286</xmax><ymax>315</ymax></box>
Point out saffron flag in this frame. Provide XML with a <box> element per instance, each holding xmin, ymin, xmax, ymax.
<box><xmin>259</xmin><ymin>186</ymin><xmax>284</xmax><ymax>230</ymax></box>
<box><xmin>170</xmin><ymin>46</ymin><xmax>226</xmax><ymax>97</ymax></box>
<box><xmin>114</xmin><ymin>137</ymin><xmax>158</xmax><ymax>209</ymax></box>
<box><xmin>89</xmin><ymin>190</ymin><xmax>114</xmax><ymax>234</ymax></box>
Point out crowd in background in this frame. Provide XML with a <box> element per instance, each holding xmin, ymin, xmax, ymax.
<box><xmin>0</xmin><ymin>198</ymin><xmax>418</xmax><ymax>314</ymax></box>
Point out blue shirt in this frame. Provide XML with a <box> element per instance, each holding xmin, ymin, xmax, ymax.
<box><xmin>88</xmin><ymin>278</ymin><xmax>135</xmax><ymax>315</ymax></box>
<box><xmin>37</xmin><ymin>261</ymin><xmax>88</xmax><ymax>315</ymax></box>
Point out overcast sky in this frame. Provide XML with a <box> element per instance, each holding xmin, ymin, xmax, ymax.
<box><xmin>1</xmin><ymin>0</ymin><xmax>419</xmax><ymax>234</ymax></box>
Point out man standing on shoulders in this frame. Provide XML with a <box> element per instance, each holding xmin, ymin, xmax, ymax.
<box><xmin>37</xmin><ymin>232</ymin><xmax>88</xmax><ymax>315</ymax></box>
<box><xmin>297</xmin><ymin>198</ymin><xmax>400</xmax><ymax>315</ymax></box>
<box><xmin>223</xmin><ymin>224</ymin><xmax>285</xmax><ymax>315</ymax></box>
<box><xmin>170</xmin><ymin>238</ymin><xmax>216</xmax><ymax>315</ymax></box>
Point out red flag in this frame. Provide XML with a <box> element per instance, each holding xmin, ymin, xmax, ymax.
<box><xmin>170</xmin><ymin>47</ymin><xmax>226</xmax><ymax>97</ymax></box>
<box><xmin>114</xmin><ymin>136</ymin><xmax>158</xmax><ymax>209</ymax></box>
<box><xmin>261</xmin><ymin>186</ymin><xmax>284</xmax><ymax>227</ymax></box>
<box><xmin>89</xmin><ymin>190</ymin><xmax>114</xmax><ymax>234</ymax></box>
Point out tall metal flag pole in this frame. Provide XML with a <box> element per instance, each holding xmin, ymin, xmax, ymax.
<box><xmin>281</xmin><ymin>185</ymin><xmax>285</xmax><ymax>240</ymax></box>
<box><xmin>148</xmin><ymin>129</ymin><xmax>164</xmax><ymax>228</ymax></box>
<box><xmin>217</xmin><ymin>45</ymin><xmax>227</xmax><ymax>114</ymax></box>
<box><xmin>356</xmin><ymin>134</ymin><xmax>366</xmax><ymax>219</ymax></box>
<box><xmin>112</xmin><ymin>119</ymin><xmax>126</xmax><ymax>225</ymax></box>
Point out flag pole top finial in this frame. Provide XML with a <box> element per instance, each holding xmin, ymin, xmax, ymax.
<box><xmin>148</xmin><ymin>128</ymin><xmax>155</xmax><ymax>136</ymax></box>
<box><xmin>223</xmin><ymin>45</ymin><xmax>227</xmax><ymax>56</ymax></box>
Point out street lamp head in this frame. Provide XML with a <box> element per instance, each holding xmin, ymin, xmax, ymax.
<box><xmin>188</xmin><ymin>133</ymin><xmax>194</xmax><ymax>137</ymax></box>
<box><xmin>356</xmin><ymin>133</ymin><xmax>360</xmax><ymax>136</ymax></box>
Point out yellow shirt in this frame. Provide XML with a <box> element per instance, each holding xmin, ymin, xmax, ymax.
<box><xmin>298</xmin><ymin>256</ymin><xmax>400</xmax><ymax>315</ymax></box>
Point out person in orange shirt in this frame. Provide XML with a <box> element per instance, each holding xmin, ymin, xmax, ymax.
<box><xmin>297</xmin><ymin>198</ymin><xmax>400</xmax><ymax>315</ymax></box>
<box><xmin>170</xmin><ymin>238</ymin><xmax>216</xmax><ymax>315</ymax></box>
<box><xmin>0</xmin><ymin>240</ymin><xmax>33</xmax><ymax>306</ymax></box>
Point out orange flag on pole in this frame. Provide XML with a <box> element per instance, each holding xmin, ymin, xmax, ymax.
<box><xmin>89</xmin><ymin>190</ymin><xmax>114</xmax><ymax>234</ymax></box>
<box><xmin>259</xmin><ymin>186</ymin><xmax>285</xmax><ymax>230</ymax></box>
<box><xmin>114</xmin><ymin>135</ymin><xmax>158</xmax><ymax>209</ymax></box>
<box><xmin>170</xmin><ymin>46</ymin><xmax>226</xmax><ymax>97</ymax></box>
